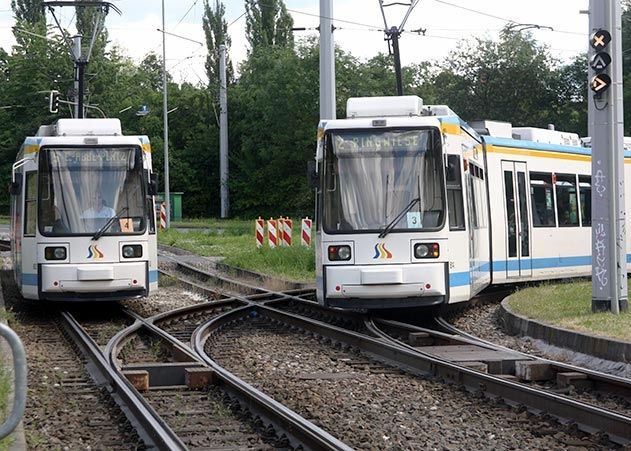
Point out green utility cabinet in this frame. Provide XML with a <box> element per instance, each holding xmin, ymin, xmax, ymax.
<box><xmin>156</xmin><ymin>192</ymin><xmax>183</xmax><ymax>221</ymax></box>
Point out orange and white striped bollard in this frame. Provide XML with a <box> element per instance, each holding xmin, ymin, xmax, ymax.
<box><xmin>281</xmin><ymin>217</ymin><xmax>292</xmax><ymax>246</ymax></box>
<box><xmin>301</xmin><ymin>217</ymin><xmax>312</xmax><ymax>246</ymax></box>
<box><xmin>267</xmin><ymin>218</ymin><xmax>278</xmax><ymax>248</ymax></box>
<box><xmin>255</xmin><ymin>217</ymin><xmax>264</xmax><ymax>248</ymax></box>
<box><xmin>160</xmin><ymin>202</ymin><xmax>167</xmax><ymax>230</ymax></box>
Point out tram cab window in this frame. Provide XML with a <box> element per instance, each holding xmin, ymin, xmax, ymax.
<box><xmin>555</xmin><ymin>174</ymin><xmax>579</xmax><ymax>227</ymax></box>
<box><xmin>446</xmin><ymin>155</ymin><xmax>465</xmax><ymax>230</ymax></box>
<box><xmin>322</xmin><ymin>128</ymin><xmax>445</xmax><ymax>233</ymax></box>
<box><xmin>24</xmin><ymin>172</ymin><xmax>37</xmax><ymax>236</ymax></box>
<box><xmin>579</xmin><ymin>176</ymin><xmax>591</xmax><ymax>227</ymax></box>
<box><xmin>38</xmin><ymin>146</ymin><xmax>147</xmax><ymax>236</ymax></box>
<box><xmin>529</xmin><ymin>172</ymin><xmax>555</xmax><ymax>227</ymax></box>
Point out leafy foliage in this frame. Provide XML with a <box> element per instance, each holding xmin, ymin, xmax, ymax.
<box><xmin>244</xmin><ymin>0</ymin><xmax>294</xmax><ymax>51</ymax></box>
<box><xmin>202</xmin><ymin>0</ymin><xmax>234</xmax><ymax>88</ymax></box>
<box><xmin>0</xmin><ymin>1</ymin><xmax>614</xmax><ymax>220</ymax></box>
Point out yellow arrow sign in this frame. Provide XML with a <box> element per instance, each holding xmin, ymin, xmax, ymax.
<box><xmin>591</xmin><ymin>74</ymin><xmax>611</xmax><ymax>93</ymax></box>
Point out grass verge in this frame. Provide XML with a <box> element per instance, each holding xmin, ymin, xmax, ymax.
<box><xmin>0</xmin><ymin>364</ymin><xmax>13</xmax><ymax>451</ymax></box>
<box><xmin>159</xmin><ymin>220</ymin><xmax>315</xmax><ymax>282</ymax></box>
<box><xmin>508</xmin><ymin>280</ymin><xmax>631</xmax><ymax>341</ymax></box>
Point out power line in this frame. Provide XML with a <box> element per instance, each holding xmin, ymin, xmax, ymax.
<box><xmin>174</xmin><ymin>0</ymin><xmax>199</xmax><ymax>29</ymax></box>
<box><xmin>228</xmin><ymin>11</ymin><xmax>246</xmax><ymax>28</ymax></box>
<box><xmin>431</xmin><ymin>0</ymin><xmax>514</xmax><ymax>23</ymax></box>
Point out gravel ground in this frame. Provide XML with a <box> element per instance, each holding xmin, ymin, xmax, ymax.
<box><xmin>123</xmin><ymin>285</ymin><xmax>209</xmax><ymax>318</ymax></box>
<box><xmin>208</xmin><ymin>314</ymin><xmax>619</xmax><ymax>451</ymax></box>
<box><xmin>450</xmin><ymin>302</ymin><xmax>631</xmax><ymax>378</ymax></box>
<box><xmin>0</xmin><ymin>271</ymin><xmax>144</xmax><ymax>449</ymax></box>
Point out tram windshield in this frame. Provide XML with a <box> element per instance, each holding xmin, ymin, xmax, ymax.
<box><xmin>322</xmin><ymin>128</ymin><xmax>445</xmax><ymax>233</ymax></box>
<box><xmin>38</xmin><ymin>146</ymin><xmax>147</xmax><ymax>236</ymax></box>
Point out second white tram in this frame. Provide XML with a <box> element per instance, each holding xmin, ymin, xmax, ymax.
<box><xmin>11</xmin><ymin>118</ymin><xmax>158</xmax><ymax>301</ymax></box>
<box><xmin>314</xmin><ymin>96</ymin><xmax>630</xmax><ymax>309</ymax></box>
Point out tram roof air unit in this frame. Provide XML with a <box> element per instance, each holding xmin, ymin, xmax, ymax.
<box><xmin>512</xmin><ymin>127</ymin><xmax>580</xmax><ymax>147</ymax></box>
<box><xmin>346</xmin><ymin>96</ymin><xmax>423</xmax><ymax>118</ymax></box>
<box><xmin>53</xmin><ymin>118</ymin><xmax>122</xmax><ymax>137</ymax></box>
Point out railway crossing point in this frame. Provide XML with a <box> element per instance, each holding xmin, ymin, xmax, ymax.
<box><xmin>301</xmin><ymin>217</ymin><xmax>312</xmax><ymax>246</ymax></box>
<box><xmin>255</xmin><ymin>217</ymin><xmax>264</xmax><ymax>248</ymax></box>
<box><xmin>159</xmin><ymin>202</ymin><xmax>167</xmax><ymax>230</ymax></box>
<box><xmin>267</xmin><ymin>218</ymin><xmax>278</xmax><ymax>248</ymax></box>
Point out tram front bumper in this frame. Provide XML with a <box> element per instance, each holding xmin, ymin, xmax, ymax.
<box><xmin>325</xmin><ymin>263</ymin><xmax>446</xmax><ymax>299</ymax></box>
<box><xmin>40</xmin><ymin>262</ymin><xmax>147</xmax><ymax>294</ymax></box>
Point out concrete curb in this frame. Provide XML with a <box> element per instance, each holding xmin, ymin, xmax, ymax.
<box><xmin>500</xmin><ymin>296</ymin><xmax>631</xmax><ymax>364</ymax></box>
<box><xmin>0</xmin><ymin>273</ymin><xmax>27</xmax><ymax>450</ymax></box>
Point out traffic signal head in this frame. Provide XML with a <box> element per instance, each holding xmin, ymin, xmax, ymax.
<box><xmin>49</xmin><ymin>90</ymin><xmax>60</xmax><ymax>113</ymax></box>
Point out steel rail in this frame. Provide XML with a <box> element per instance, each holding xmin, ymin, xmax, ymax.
<box><xmin>229</xmin><ymin>304</ymin><xmax>631</xmax><ymax>445</ymax></box>
<box><xmin>170</xmin><ymin>257</ymin><xmax>270</xmax><ymax>296</ymax></box>
<box><xmin>193</xmin><ymin>305</ymin><xmax>354</xmax><ymax>451</ymax></box>
<box><xmin>60</xmin><ymin>311</ymin><xmax>188</xmax><ymax>450</ymax></box>
<box><xmin>116</xmin><ymin>302</ymin><xmax>353</xmax><ymax>451</ymax></box>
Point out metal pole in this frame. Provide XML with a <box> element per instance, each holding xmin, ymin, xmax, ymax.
<box><xmin>77</xmin><ymin>61</ymin><xmax>86</xmax><ymax>118</ymax></box>
<box><xmin>390</xmin><ymin>27</ymin><xmax>404</xmax><ymax>96</ymax></box>
<box><xmin>611</xmin><ymin>0</ymin><xmax>627</xmax><ymax>312</ymax></box>
<box><xmin>589</xmin><ymin>0</ymin><xmax>627</xmax><ymax>312</ymax></box>
<box><xmin>72</xmin><ymin>35</ymin><xmax>82</xmax><ymax>118</ymax></box>
<box><xmin>319</xmin><ymin>0</ymin><xmax>335</xmax><ymax>120</ymax></box>
<box><xmin>219</xmin><ymin>44</ymin><xmax>229</xmax><ymax>218</ymax></box>
<box><xmin>162</xmin><ymin>0</ymin><xmax>171</xmax><ymax>228</ymax></box>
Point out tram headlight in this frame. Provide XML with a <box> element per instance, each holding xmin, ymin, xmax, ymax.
<box><xmin>122</xmin><ymin>245</ymin><xmax>143</xmax><ymax>259</ymax></box>
<box><xmin>328</xmin><ymin>245</ymin><xmax>351</xmax><ymax>261</ymax></box>
<box><xmin>414</xmin><ymin>243</ymin><xmax>439</xmax><ymax>259</ymax></box>
<box><xmin>45</xmin><ymin>246</ymin><xmax>67</xmax><ymax>261</ymax></box>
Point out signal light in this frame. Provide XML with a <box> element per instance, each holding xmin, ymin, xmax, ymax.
<box><xmin>45</xmin><ymin>246</ymin><xmax>66</xmax><ymax>261</ymax></box>
<box><xmin>122</xmin><ymin>245</ymin><xmax>143</xmax><ymax>259</ymax></box>
<box><xmin>414</xmin><ymin>243</ymin><xmax>439</xmax><ymax>259</ymax></box>
<box><xmin>49</xmin><ymin>90</ymin><xmax>60</xmax><ymax>113</ymax></box>
<box><xmin>328</xmin><ymin>245</ymin><xmax>351</xmax><ymax>261</ymax></box>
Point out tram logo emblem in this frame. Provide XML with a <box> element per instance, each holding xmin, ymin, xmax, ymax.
<box><xmin>87</xmin><ymin>244</ymin><xmax>104</xmax><ymax>259</ymax></box>
<box><xmin>373</xmin><ymin>243</ymin><xmax>393</xmax><ymax>260</ymax></box>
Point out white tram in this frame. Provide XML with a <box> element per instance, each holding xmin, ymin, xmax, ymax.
<box><xmin>314</xmin><ymin>96</ymin><xmax>631</xmax><ymax>309</ymax></box>
<box><xmin>10</xmin><ymin>118</ymin><xmax>158</xmax><ymax>301</ymax></box>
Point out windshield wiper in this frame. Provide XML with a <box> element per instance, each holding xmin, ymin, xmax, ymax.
<box><xmin>378</xmin><ymin>197</ymin><xmax>420</xmax><ymax>238</ymax></box>
<box><xmin>91</xmin><ymin>207</ymin><xmax>129</xmax><ymax>241</ymax></box>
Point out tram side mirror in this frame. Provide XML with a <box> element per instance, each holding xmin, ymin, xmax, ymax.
<box><xmin>148</xmin><ymin>172</ymin><xmax>158</xmax><ymax>196</ymax></box>
<box><xmin>9</xmin><ymin>176</ymin><xmax>21</xmax><ymax>196</ymax></box>
<box><xmin>307</xmin><ymin>161</ymin><xmax>319</xmax><ymax>189</ymax></box>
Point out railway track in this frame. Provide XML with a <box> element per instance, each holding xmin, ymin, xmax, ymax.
<box><xmin>159</xmin><ymin>254</ymin><xmax>631</xmax><ymax>446</ymax></box>
<box><xmin>7</xmin><ymin>249</ymin><xmax>631</xmax><ymax>448</ymax></box>
<box><xmin>2</xmin><ymin>297</ymin><xmax>146</xmax><ymax>448</ymax></box>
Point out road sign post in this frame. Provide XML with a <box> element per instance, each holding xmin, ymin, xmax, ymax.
<box><xmin>588</xmin><ymin>0</ymin><xmax>628</xmax><ymax>313</ymax></box>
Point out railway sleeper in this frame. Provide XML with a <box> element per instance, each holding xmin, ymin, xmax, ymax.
<box><xmin>122</xmin><ymin>362</ymin><xmax>215</xmax><ymax>390</ymax></box>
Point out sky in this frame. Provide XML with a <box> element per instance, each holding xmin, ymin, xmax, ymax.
<box><xmin>0</xmin><ymin>0</ymin><xmax>590</xmax><ymax>86</ymax></box>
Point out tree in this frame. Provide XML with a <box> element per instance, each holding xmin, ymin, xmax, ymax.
<box><xmin>553</xmin><ymin>54</ymin><xmax>588</xmax><ymax>136</ymax></box>
<box><xmin>11</xmin><ymin>0</ymin><xmax>45</xmax><ymax>24</ymax></box>
<box><xmin>230</xmin><ymin>43</ymin><xmax>318</xmax><ymax>217</ymax></box>
<box><xmin>434</xmin><ymin>28</ymin><xmax>559</xmax><ymax>128</ymax></box>
<box><xmin>244</xmin><ymin>0</ymin><xmax>294</xmax><ymax>51</ymax></box>
<box><xmin>202</xmin><ymin>0</ymin><xmax>233</xmax><ymax>88</ymax></box>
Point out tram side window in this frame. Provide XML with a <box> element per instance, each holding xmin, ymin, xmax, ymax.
<box><xmin>446</xmin><ymin>155</ymin><xmax>465</xmax><ymax>230</ymax></box>
<box><xmin>579</xmin><ymin>175</ymin><xmax>591</xmax><ymax>227</ymax></box>
<box><xmin>529</xmin><ymin>172</ymin><xmax>555</xmax><ymax>227</ymax></box>
<box><xmin>555</xmin><ymin>174</ymin><xmax>579</xmax><ymax>227</ymax></box>
<box><xmin>24</xmin><ymin>172</ymin><xmax>37</xmax><ymax>236</ymax></box>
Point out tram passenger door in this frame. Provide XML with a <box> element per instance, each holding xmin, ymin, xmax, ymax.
<box><xmin>501</xmin><ymin>161</ymin><xmax>532</xmax><ymax>278</ymax></box>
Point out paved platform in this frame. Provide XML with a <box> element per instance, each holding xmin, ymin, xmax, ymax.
<box><xmin>500</xmin><ymin>297</ymin><xmax>631</xmax><ymax>364</ymax></box>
